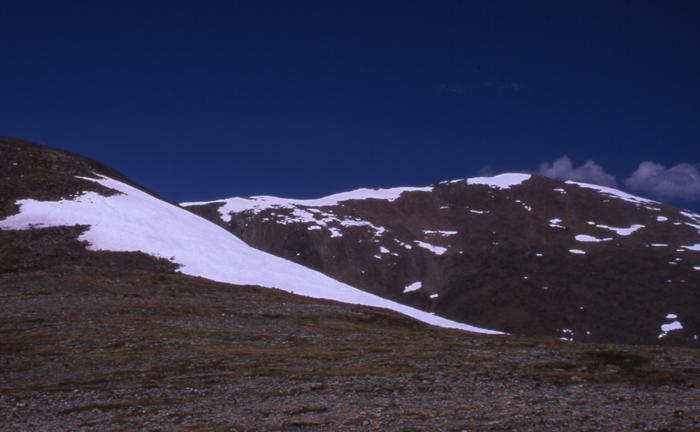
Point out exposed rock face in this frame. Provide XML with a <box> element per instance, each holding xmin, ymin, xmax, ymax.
<box><xmin>184</xmin><ymin>175</ymin><xmax>700</xmax><ymax>347</ymax></box>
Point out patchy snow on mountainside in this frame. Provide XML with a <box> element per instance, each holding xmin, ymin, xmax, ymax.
<box><xmin>185</xmin><ymin>174</ymin><xmax>534</xmax><ymax>225</ymax></box>
<box><xmin>182</xmin><ymin>185</ymin><xmax>432</xmax><ymax>222</ymax></box>
<box><xmin>596</xmin><ymin>224</ymin><xmax>646</xmax><ymax>236</ymax></box>
<box><xmin>566</xmin><ymin>181</ymin><xmax>659</xmax><ymax>206</ymax></box>
<box><xmin>0</xmin><ymin>174</ymin><xmax>500</xmax><ymax>335</ymax></box>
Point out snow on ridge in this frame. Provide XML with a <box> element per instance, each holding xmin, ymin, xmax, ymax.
<box><xmin>183</xmin><ymin>186</ymin><xmax>431</xmax><ymax>232</ymax></box>
<box><xmin>681</xmin><ymin>212</ymin><xmax>700</xmax><ymax>233</ymax></box>
<box><xmin>183</xmin><ymin>185</ymin><xmax>433</xmax><ymax>220</ymax></box>
<box><xmin>184</xmin><ymin>173</ymin><xmax>533</xmax><ymax>224</ymax></box>
<box><xmin>565</xmin><ymin>181</ymin><xmax>658</xmax><ymax>205</ymax></box>
<box><xmin>188</xmin><ymin>197</ymin><xmax>392</xmax><ymax>239</ymax></box>
<box><xmin>467</xmin><ymin>173</ymin><xmax>531</xmax><ymax>189</ymax></box>
<box><xmin>0</xmin><ymin>175</ymin><xmax>500</xmax><ymax>335</ymax></box>
<box><xmin>681</xmin><ymin>211</ymin><xmax>700</xmax><ymax>222</ymax></box>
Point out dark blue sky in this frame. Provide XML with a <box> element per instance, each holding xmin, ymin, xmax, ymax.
<box><xmin>2</xmin><ymin>1</ymin><xmax>699</xmax><ymax>211</ymax></box>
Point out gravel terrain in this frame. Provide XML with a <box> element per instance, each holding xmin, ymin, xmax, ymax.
<box><xmin>2</xmin><ymin>267</ymin><xmax>699</xmax><ymax>431</ymax></box>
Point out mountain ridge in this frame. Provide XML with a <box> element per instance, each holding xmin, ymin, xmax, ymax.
<box><xmin>183</xmin><ymin>172</ymin><xmax>700</xmax><ymax>347</ymax></box>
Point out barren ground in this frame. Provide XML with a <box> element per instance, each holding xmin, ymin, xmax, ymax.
<box><xmin>1</xmin><ymin>267</ymin><xmax>700</xmax><ymax>431</ymax></box>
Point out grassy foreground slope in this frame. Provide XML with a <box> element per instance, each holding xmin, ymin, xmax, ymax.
<box><xmin>1</xmin><ymin>266</ymin><xmax>699</xmax><ymax>431</ymax></box>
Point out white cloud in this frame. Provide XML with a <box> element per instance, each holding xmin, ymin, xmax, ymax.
<box><xmin>536</xmin><ymin>156</ymin><xmax>617</xmax><ymax>188</ymax></box>
<box><xmin>624</xmin><ymin>162</ymin><xmax>700</xmax><ymax>201</ymax></box>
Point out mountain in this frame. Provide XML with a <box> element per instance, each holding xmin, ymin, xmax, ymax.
<box><xmin>3</xmin><ymin>136</ymin><xmax>700</xmax><ymax>430</ymax></box>
<box><xmin>0</xmin><ymin>135</ymin><xmax>496</xmax><ymax>335</ymax></box>
<box><xmin>183</xmin><ymin>173</ymin><xmax>700</xmax><ymax>347</ymax></box>
<box><xmin>3</xmin><ymin>134</ymin><xmax>700</xmax><ymax>345</ymax></box>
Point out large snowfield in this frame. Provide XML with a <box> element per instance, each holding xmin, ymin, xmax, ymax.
<box><xmin>0</xmin><ymin>174</ymin><xmax>502</xmax><ymax>335</ymax></box>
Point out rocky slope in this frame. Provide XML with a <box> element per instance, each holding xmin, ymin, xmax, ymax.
<box><xmin>184</xmin><ymin>174</ymin><xmax>700</xmax><ymax>347</ymax></box>
<box><xmin>2</xmin><ymin>266</ymin><xmax>700</xmax><ymax>431</ymax></box>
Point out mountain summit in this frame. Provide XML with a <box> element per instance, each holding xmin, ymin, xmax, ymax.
<box><xmin>183</xmin><ymin>172</ymin><xmax>700</xmax><ymax>347</ymax></box>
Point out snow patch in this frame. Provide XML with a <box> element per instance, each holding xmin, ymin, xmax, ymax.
<box><xmin>415</xmin><ymin>241</ymin><xmax>448</xmax><ymax>255</ymax></box>
<box><xmin>569</xmin><ymin>249</ymin><xmax>586</xmax><ymax>254</ymax></box>
<box><xmin>659</xmin><ymin>321</ymin><xmax>683</xmax><ymax>338</ymax></box>
<box><xmin>575</xmin><ymin>234</ymin><xmax>612</xmax><ymax>242</ymax></box>
<box><xmin>466</xmin><ymin>173</ymin><xmax>531</xmax><ymax>189</ymax></box>
<box><xmin>681</xmin><ymin>211</ymin><xmax>700</xmax><ymax>222</ymax></box>
<box><xmin>403</xmin><ymin>282</ymin><xmax>422</xmax><ymax>293</ymax></box>
<box><xmin>549</xmin><ymin>218</ymin><xmax>565</xmax><ymax>228</ymax></box>
<box><xmin>657</xmin><ymin>216</ymin><xmax>668</xmax><ymax>222</ymax></box>
<box><xmin>596</xmin><ymin>224</ymin><xmax>645</xmax><ymax>236</ymax></box>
